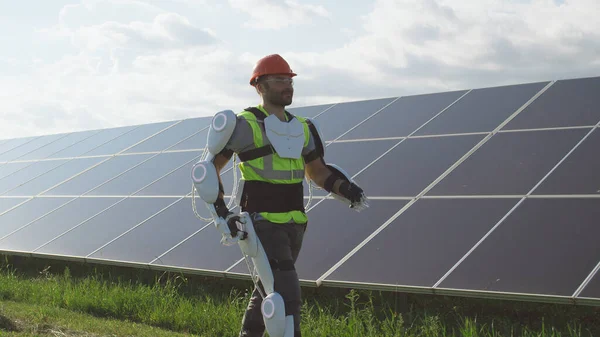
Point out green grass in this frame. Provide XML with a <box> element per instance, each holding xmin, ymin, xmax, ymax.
<box><xmin>0</xmin><ymin>258</ymin><xmax>598</xmax><ymax>337</ymax></box>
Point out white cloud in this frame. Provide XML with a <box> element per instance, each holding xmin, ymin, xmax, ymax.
<box><xmin>2</xmin><ymin>0</ymin><xmax>600</xmax><ymax>140</ymax></box>
<box><xmin>280</xmin><ymin>0</ymin><xmax>600</xmax><ymax>98</ymax></box>
<box><xmin>71</xmin><ymin>13</ymin><xmax>218</xmax><ymax>52</ymax></box>
<box><xmin>228</xmin><ymin>0</ymin><xmax>330</xmax><ymax>29</ymax></box>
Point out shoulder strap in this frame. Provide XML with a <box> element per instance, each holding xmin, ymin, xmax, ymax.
<box><xmin>244</xmin><ymin>107</ymin><xmax>267</xmax><ymax>121</ymax></box>
<box><xmin>238</xmin><ymin>107</ymin><xmax>273</xmax><ymax>162</ymax></box>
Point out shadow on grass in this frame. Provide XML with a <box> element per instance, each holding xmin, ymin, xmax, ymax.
<box><xmin>0</xmin><ymin>313</ymin><xmax>21</xmax><ymax>332</ymax></box>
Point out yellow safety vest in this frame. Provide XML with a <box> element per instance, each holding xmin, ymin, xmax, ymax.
<box><xmin>237</xmin><ymin>105</ymin><xmax>310</xmax><ymax>224</ymax></box>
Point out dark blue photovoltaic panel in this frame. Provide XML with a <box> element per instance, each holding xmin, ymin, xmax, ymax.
<box><xmin>0</xmin><ymin>197</ymin><xmax>74</xmax><ymax>240</ymax></box>
<box><xmin>325</xmin><ymin>198</ymin><xmax>518</xmax><ymax>287</ymax></box>
<box><xmin>0</xmin><ymin>198</ymin><xmax>29</xmax><ymax>216</ymax></box>
<box><xmin>134</xmin><ymin>159</ymin><xmax>235</xmax><ymax>196</ymax></box>
<box><xmin>0</xmin><ymin>162</ymin><xmax>33</xmax><ymax>181</ymax></box>
<box><xmin>503</xmin><ymin>76</ymin><xmax>600</xmax><ymax>130</ymax></box>
<box><xmin>427</xmin><ymin>129</ymin><xmax>587</xmax><ymax>196</ymax></box>
<box><xmin>82</xmin><ymin>121</ymin><xmax>176</xmax><ymax>157</ymax></box>
<box><xmin>532</xmin><ymin>128</ymin><xmax>600</xmax><ymax>195</ymax></box>
<box><xmin>124</xmin><ymin>118</ymin><xmax>211</xmax><ymax>154</ymax></box>
<box><xmin>288</xmin><ymin>103</ymin><xmax>334</xmax><ymax>118</ymax></box>
<box><xmin>340</xmin><ymin>90</ymin><xmax>467</xmax><ymax>140</ymax></box>
<box><xmin>86</xmin><ymin>151</ymin><xmax>201</xmax><ymax>196</ymax></box>
<box><xmin>0</xmin><ymin>197</ymin><xmax>121</xmax><ymax>252</ymax></box>
<box><xmin>304</xmin><ymin>139</ymin><xmax>398</xmax><ymax>197</ymax></box>
<box><xmin>313</xmin><ymin>97</ymin><xmax>396</xmax><ymax>141</ymax></box>
<box><xmin>353</xmin><ymin>135</ymin><xmax>484</xmax><ymax>197</ymax></box>
<box><xmin>0</xmin><ymin>160</ymin><xmax>69</xmax><ymax>195</ymax></box>
<box><xmin>35</xmin><ymin>197</ymin><xmax>176</xmax><ymax>257</ymax></box>
<box><xmin>0</xmin><ymin>134</ymin><xmax>68</xmax><ymax>162</ymax></box>
<box><xmin>414</xmin><ymin>82</ymin><xmax>548</xmax><ymax>136</ymax></box>
<box><xmin>164</xmin><ymin>128</ymin><xmax>208</xmax><ymax>151</ymax></box>
<box><xmin>17</xmin><ymin>130</ymin><xmax>100</xmax><ymax>161</ymax></box>
<box><xmin>48</xmin><ymin>125</ymin><xmax>136</xmax><ymax>159</ymax></box>
<box><xmin>89</xmin><ymin>197</ymin><xmax>208</xmax><ymax>264</ymax></box>
<box><xmin>4</xmin><ymin>157</ymin><xmax>106</xmax><ymax>196</ymax></box>
<box><xmin>227</xmin><ymin>199</ymin><xmax>408</xmax><ymax>281</ymax></box>
<box><xmin>579</xmin><ymin>271</ymin><xmax>600</xmax><ymax>299</ymax></box>
<box><xmin>150</xmin><ymin>205</ymin><xmax>243</xmax><ymax>273</ymax></box>
<box><xmin>438</xmin><ymin>198</ymin><xmax>600</xmax><ymax>296</ymax></box>
<box><xmin>42</xmin><ymin>155</ymin><xmax>153</xmax><ymax>196</ymax></box>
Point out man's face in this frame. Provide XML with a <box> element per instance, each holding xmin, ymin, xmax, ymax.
<box><xmin>260</xmin><ymin>75</ymin><xmax>294</xmax><ymax>106</ymax></box>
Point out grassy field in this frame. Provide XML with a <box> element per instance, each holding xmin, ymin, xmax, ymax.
<box><xmin>0</xmin><ymin>256</ymin><xmax>598</xmax><ymax>337</ymax></box>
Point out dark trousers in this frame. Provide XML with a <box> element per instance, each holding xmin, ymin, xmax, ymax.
<box><xmin>239</xmin><ymin>219</ymin><xmax>307</xmax><ymax>337</ymax></box>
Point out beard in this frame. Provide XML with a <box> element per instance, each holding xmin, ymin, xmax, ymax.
<box><xmin>266</xmin><ymin>88</ymin><xmax>293</xmax><ymax>106</ymax></box>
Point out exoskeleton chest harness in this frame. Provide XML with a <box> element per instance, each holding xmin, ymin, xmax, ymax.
<box><xmin>233</xmin><ymin>107</ymin><xmax>325</xmax><ymax>216</ymax></box>
<box><xmin>190</xmin><ymin>108</ymin><xmax>368</xmax><ymax>337</ymax></box>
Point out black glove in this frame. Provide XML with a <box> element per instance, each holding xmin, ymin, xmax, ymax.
<box><xmin>214</xmin><ymin>198</ymin><xmax>247</xmax><ymax>240</ymax></box>
<box><xmin>338</xmin><ymin>181</ymin><xmax>364</xmax><ymax>204</ymax></box>
<box><xmin>225</xmin><ymin>212</ymin><xmax>247</xmax><ymax>240</ymax></box>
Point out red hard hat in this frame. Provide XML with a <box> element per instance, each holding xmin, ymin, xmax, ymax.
<box><xmin>250</xmin><ymin>54</ymin><xmax>297</xmax><ymax>86</ymax></box>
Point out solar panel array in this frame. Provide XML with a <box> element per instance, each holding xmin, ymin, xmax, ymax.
<box><xmin>0</xmin><ymin>75</ymin><xmax>599</xmax><ymax>306</ymax></box>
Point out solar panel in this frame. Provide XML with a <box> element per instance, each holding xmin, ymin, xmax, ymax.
<box><xmin>339</xmin><ymin>90</ymin><xmax>468</xmax><ymax>140</ymax></box>
<box><xmin>227</xmin><ymin>199</ymin><xmax>409</xmax><ymax>282</ymax></box>
<box><xmin>532</xmin><ymin>128</ymin><xmax>600</xmax><ymax>195</ymax></box>
<box><xmin>0</xmin><ymin>197</ymin><xmax>121</xmax><ymax>252</ymax></box>
<box><xmin>0</xmin><ymin>133</ymin><xmax>68</xmax><ymax>162</ymax></box>
<box><xmin>42</xmin><ymin>154</ymin><xmax>153</xmax><ymax>196</ymax></box>
<box><xmin>503</xmin><ymin>76</ymin><xmax>600</xmax><ymax>130</ymax></box>
<box><xmin>88</xmin><ymin>197</ymin><xmax>206</xmax><ymax>264</ymax></box>
<box><xmin>352</xmin><ymin>134</ymin><xmax>484</xmax><ymax>197</ymax></box>
<box><xmin>413</xmin><ymin>81</ymin><xmax>549</xmax><ymax>136</ymax></box>
<box><xmin>0</xmin><ymin>197</ymin><xmax>74</xmax><ymax>240</ymax></box>
<box><xmin>0</xmin><ymin>75</ymin><xmax>599</xmax><ymax>307</ymax></box>
<box><xmin>85</xmin><ymin>151</ymin><xmax>201</xmax><ymax>196</ymax></box>
<box><xmin>580</xmin><ymin>272</ymin><xmax>600</xmax><ymax>299</ymax></box>
<box><xmin>304</xmin><ymin>139</ymin><xmax>399</xmax><ymax>197</ymax></box>
<box><xmin>427</xmin><ymin>129</ymin><xmax>588</xmax><ymax>196</ymax></box>
<box><xmin>0</xmin><ymin>198</ymin><xmax>30</xmax><ymax>215</ymax></box>
<box><xmin>323</xmin><ymin>198</ymin><xmax>519</xmax><ymax>288</ymax></box>
<box><xmin>134</xmin><ymin>157</ymin><xmax>234</xmax><ymax>196</ymax></box>
<box><xmin>17</xmin><ymin>130</ymin><xmax>100</xmax><ymax>161</ymax></box>
<box><xmin>436</xmin><ymin>198</ymin><xmax>600</xmax><ymax>297</ymax></box>
<box><xmin>288</xmin><ymin>103</ymin><xmax>334</xmax><ymax>119</ymax></box>
<box><xmin>149</xmin><ymin>205</ymin><xmax>242</xmax><ymax>275</ymax></box>
<box><xmin>164</xmin><ymin>128</ymin><xmax>208</xmax><ymax>151</ymax></box>
<box><xmin>82</xmin><ymin>121</ymin><xmax>176</xmax><ymax>157</ymax></box>
<box><xmin>0</xmin><ymin>136</ymin><xmax>38</xmax><ymax>158</ymax></box>
<box><xmin>34</xmin><ymin>197</ymin><xmax>175</xmax><ymax>258</ymax></box>
<box><xmin>0</xmin><ymin>162</ymin><xmax>32</xmax><ymax>181</ymax></box>
<box><xmin>48</xmin><ymin>125</ymin><xmax>136</xmax><ymax>159</ymax></box>
<box><xmin>123</xmin><ymin>118</ymin><xmax>211</xmax><ymax>154</ymax></box>
<box><xmin>5</xmin><ymin>157</ymin><xmax>106</xmax><ymax>196</ymax></box>
<box><xmin>313</xmin><ymin>97</ymin><xmax>396</xmax><ymax>141</ymax></box>
<box><xmin>0</xmin><ymin>159</ymin><xmax>69</xmax><ymax>195</ymax></box>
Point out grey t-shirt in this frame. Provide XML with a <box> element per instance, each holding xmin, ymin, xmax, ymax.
<box><xmin>224</xmin><ymin>113</ymin><xmax>318</xmax><ymax>159</ymax></box>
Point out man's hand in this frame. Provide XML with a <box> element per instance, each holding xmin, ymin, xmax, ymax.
<box><xmin>225</xmin><ymin>212</ymin><xmax>248</xmax><ymax>240</ymax></box>
<box><xmin>337</xmin><ymin>181</ymin><xmax>364</xmax><ymax>204</ymax></box>
<box><xmin>305</xmin><ymin>157</ymin><xmax>370</xmax><ymax>211</ymax></box>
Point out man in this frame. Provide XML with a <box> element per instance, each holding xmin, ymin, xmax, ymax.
<box><xmin>191</xmin><ymin>54</ymin><xmax>368</xmax><ymax>337</ymax></box>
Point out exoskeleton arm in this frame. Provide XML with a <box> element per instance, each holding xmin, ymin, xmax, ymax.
<box><xmin>191</xmin><ymin>109</ymin><xmax>247</xmax><ymax>244</ymax></box>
